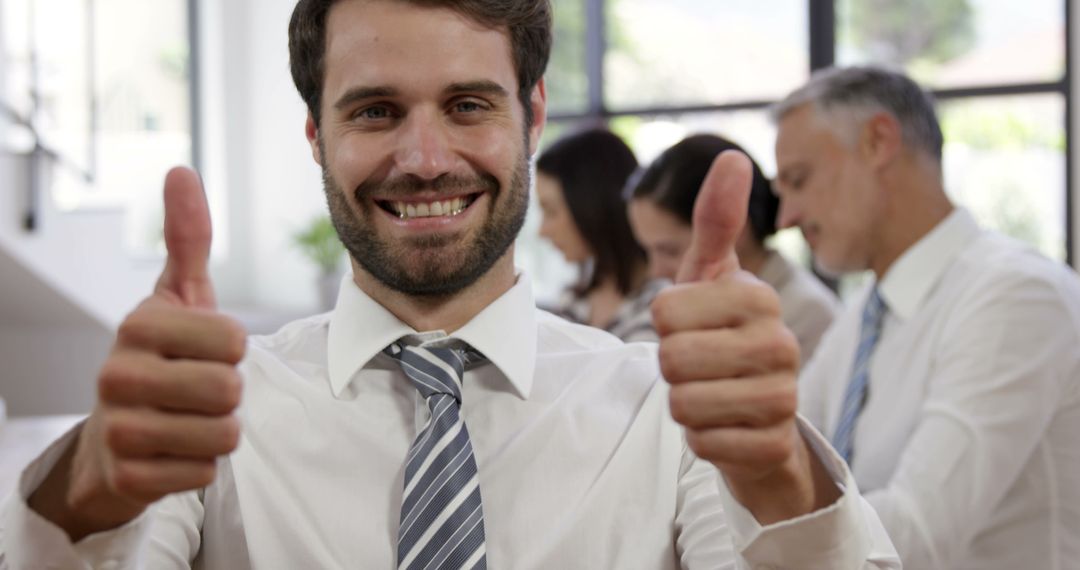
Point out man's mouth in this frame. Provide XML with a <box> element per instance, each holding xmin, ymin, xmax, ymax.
<box><xmin>376</xmin><ymin>193</ymin><xmax>481</xmax><ymax>220</ymax></box>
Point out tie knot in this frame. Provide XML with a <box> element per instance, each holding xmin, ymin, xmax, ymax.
<box><xmin>384</xmin><ymin>342</ymin><xmax>484</xmax><ymax>402</ymax></box>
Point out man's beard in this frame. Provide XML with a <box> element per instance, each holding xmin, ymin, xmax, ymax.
<box><xmin>321</xmin><ymin>147</ymin><xmax>530</xmax><ymax>298</ymax></box>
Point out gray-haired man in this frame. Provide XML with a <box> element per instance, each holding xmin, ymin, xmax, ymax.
<box><xmin>774</xmin><ymin>65</ymin><xmax>1080</xmax><ymax>569</ymax></box>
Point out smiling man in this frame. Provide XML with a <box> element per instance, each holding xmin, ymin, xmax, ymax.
<box><xmin>2</xmin><ymin>2</ymin><xmax>899</xmax><ymax>568</ymax></box>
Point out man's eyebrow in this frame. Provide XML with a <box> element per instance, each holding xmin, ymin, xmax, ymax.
<box><xmin>333</xmin><ymin>86</ymin><xmax>399</xmax><ymax>111</ymax></box>
<box><xmin>445</xmin><ymin>81</ymin><xmax>510</xmax><ymax>98</ymax></box>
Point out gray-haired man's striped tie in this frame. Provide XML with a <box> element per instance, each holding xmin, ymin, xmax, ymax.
<box><xmin>385</xmin><ymin>342</ymin><xmax>488</xmax><ymax>570</ymax></box>
<box><xmin>831</xmin><ymin>287</ymin><xmax>888</xmax><ymax>464</ymax></box>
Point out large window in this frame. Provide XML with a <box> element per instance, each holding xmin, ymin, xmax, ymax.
<box><xmin>2</xmin><ymin>0</ymin><xmax>196</xmax><ymax>257</ymax></box>
<box><xmin>527</xmin><ymin>0</ymin><xmax>1072</xmax><ymax>300</ymax></box>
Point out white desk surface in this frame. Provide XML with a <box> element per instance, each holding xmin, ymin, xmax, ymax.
<box><xmin>0</xmin><ymin>415</ymin><xmax>85</xmax><ymax>501</ymax></box>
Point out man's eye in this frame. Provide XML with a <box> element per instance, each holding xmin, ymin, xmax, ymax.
<box><xmin>356</xmin><ymin>106</ymin><xmax>392</xmax><ymax>120</ymax></box>
<box><xmin>454</xmin><ymin>100</ymin><xmax>484</xmax><ymax>113</ymax></box>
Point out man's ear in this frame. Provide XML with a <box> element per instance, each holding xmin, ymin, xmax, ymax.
<box><xmin>860</xmin><ymin>111</ymin><xmax>902</xmax><ymax>169</ymax></box>
<box><xmin>526</xmin><ymin>79</ymin><xmax>548</xmax><ymax>157</ymax></box>
<box><xmin>305</xmin><ymin>112</ymin><xmax>323</xmax><ymax>166</ymax></box>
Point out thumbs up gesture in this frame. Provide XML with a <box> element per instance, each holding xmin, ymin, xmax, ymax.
<box><xmin>652</xmin><ymin>151</ymin><xmax>836</xmax><ymax>524</ymax></box>
<box><xmin>29</xmin><ymin>167</ymin><xmax>247</xmax><ymax>540</ymax></box>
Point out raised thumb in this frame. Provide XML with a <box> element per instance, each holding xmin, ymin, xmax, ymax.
<box><xmin>155</xmin><ymin>166</ymin><xmax>216</xmax><ymax>309</ymax></box>
<box><xmin>675</xmin><ymin>150</ymin><xmax>752</xmax><ymax>284</ymax></box>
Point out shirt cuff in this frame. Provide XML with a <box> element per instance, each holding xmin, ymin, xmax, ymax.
<box><xmin>717</xmin><ymin>415</ymin><xmax>900</xmax><ymax>569</ymax></box>
<box><xmin>0</xmin><ymin>421</ymin><xmax>154</xmax><ymax>569</ymax></box>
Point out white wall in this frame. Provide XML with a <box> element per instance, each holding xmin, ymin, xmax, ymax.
<box><xmin>0</xmin><ymin>161</ymin><xmax>161</xmax><ymax>327</ymax></box>
<box><xmin>0</xmin><ymin>327</ymin><xmax>109</xmax><ymax>416</ymax></box>
<box><xmin>0</xmin><ymin>1</ymin><xmax>157</xmax><ymax>416</ymax></box>
<box><xmin>208</xmin><ymin>0</ymin><xmax>328</xmax><ymax>314</ymax></box>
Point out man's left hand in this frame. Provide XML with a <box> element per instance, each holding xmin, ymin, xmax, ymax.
<box><xmin>652</xmin><ymin>151</ymin><xmax>839</xmax><ymax>524</ymax></box>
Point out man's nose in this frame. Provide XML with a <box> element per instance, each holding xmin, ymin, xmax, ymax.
<box><xmin>394</xmin><ymin>109</ymin><xmax>458</xmax><ymax>181</ymax></box>
<box><xmin>775</xmin><ymin>198</ymin><xmax>799</xmax><ymax>229</ymax></box>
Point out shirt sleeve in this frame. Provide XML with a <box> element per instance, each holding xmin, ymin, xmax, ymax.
<box><xmin>0</xmin><ymin>424</ymin><xmax>204</xmax><ymax>569</ymax></box>
<box><xmin>676</xmin><ymin>416</ymin><xmax>901</xmax><ymax>569</ymax></box>
<box><xmin>863</xmin><ymin>269</ymin><xmax>1077</xmax><ymax>568</ymax></box>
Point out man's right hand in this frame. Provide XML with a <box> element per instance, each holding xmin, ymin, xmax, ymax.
<box><xmin>28</xmin><ymin>167</ymin><xmax>247</xmax><ymax>541</ymax></box>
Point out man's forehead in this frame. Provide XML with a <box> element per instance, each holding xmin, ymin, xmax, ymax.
<box><xmin>322</xmin><ymin>0</ymin><xmax>516</xmax><ymax>93</ymax></box>
<box><xmin>324</xmin><ymin>0</ymin><xmax>513</xmax><ymax>53</ymax></box>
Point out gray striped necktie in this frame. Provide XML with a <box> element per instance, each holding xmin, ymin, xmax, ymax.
<box><xmin>831</xmin><ymin>287</ymin><xmax>888</xmax><ymax>464</ymax></box>
<box><xmin>385</xmin><ymin>342</ymin><xmax>487</xmax><ymax>570</ymax></box>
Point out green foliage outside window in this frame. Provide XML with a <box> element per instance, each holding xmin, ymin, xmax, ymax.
<box><xmin>292</xmin><ymin>215</ymin><xmax>345</xmax><ymax>274</ymax></box>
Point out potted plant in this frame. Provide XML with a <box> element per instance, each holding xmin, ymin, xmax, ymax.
<box><xmin>292</xmin><ymin>215</ymin><xmax>346</xmax><ymax>310</ymax></box>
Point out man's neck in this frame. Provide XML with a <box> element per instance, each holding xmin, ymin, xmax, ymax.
<box><xmin>350</xmin><ymin>251</ymin><xmax>518</xmax><ymax>333</ymax></box>
<box><xmin>870</xmin><ymin>159</ymin><xmax>954</xmax><ymax>279</ymax></box>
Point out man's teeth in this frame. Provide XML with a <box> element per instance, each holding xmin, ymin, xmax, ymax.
<box><xmin>394</xmin><ymin>198</ymin><xmax>467</xmax><ymax>219</ymax></box>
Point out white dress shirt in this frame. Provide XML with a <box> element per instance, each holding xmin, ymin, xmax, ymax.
<box><xmin>799</xmin><ymin>208</ymin><xmax>1080</xmax><ymax>570</ymax></box>
<box><xmin>2</xmin><ymin>272</ymin><xmax>899</xmax><ymax>569</ymax></box>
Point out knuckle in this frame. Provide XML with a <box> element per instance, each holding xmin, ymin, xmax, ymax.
<box><xmin>103</xmin><ymin>415</ymin><xmax>140</xmax><ymax>454</ymax></box>
<box><xmin>779</xmin><ymin>381</ymin><xmax>799</xmax><ymax>415</ymax></box>
<box><xmin>770</xmin><ymin>385</ymin><xmax>798</xmax><ymax>420</ymax></box>
<box><xmin>684</xmin><ymin>430</ymin><xmax>706</xmax><ymax>457</ymax></box>
<box><xmin>650</xmin><ymin>290</ymin><xmax>679</xmax><ymax>335</ymax></box>
<box><xmin>777</xmin><ymin>328</ymin><xmax>801</xmax><ymax>369</ymax></box>
<box><xmin>668</xmin><ymin>387</ymin><xmax>695</xmax><ymax>426</ymax></box>
<box><xmin>754</xmin><ymin>385</ymin><xmax>796</xmax><ymax>424</ymax></box>
<box><xmin>194</xmin><ymin>462</ymin><xmax>218</xmax><ymax>487</ymax></box>
<box><xmin>749</xmin><ymin>322</ymin><xmax>799</xmax><ymax>372</ymax></box>
<box><xmin>761</xmin><ymin>434</ymin><xmax>794</xmax><ymax>463</ymax></box>
<box><xmin>216</xmin><ymin>416</ymin><xmax>242</xmax><ymax>453</ymax></box>
<box><xmin>218</xmin><ymin>317</ymin><xmax>248</xmax><ymax>364</ymax></box>
<box><xmin>110</xmin><ymin>462</ymin><xmax>146</xmax><ymax>497</ymax></box>
<box><xmin>742</xmin><ymin>282</ymin><xmax>781</xmax><ymax>318</ymax></box>
<box><xmin>97</xmin><ymin>360</ymin><xmax>128</xmax><ymax>401</ymax></box>
<box><xmin>217</xmin><ymin>368</ymin><xmax>244</xmax><ymax>411</ymax></box>
<box><xmin>98</xmin><ymin>359</ymin><xmax>152</xmax><ymax>404</ymax></box>
<box><xmin>116</xmin><ymin>311</ymin><xmax>155</xmax><ymax>348</ymax></box>
<box><xmin>657</xmin><ymin>339</ymin><xmax>686</xmax><ymax>381</ymax></box>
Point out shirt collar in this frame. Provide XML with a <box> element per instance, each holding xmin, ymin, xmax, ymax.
<box><xmin>877</xmin><ymin>208</ymin><xmax>981</xmax><ymax>320</ymax></box>
<box><xmin>327</xmin><ymin>271</ymin><xmax>538</xmax><ymax>400</ymax></box>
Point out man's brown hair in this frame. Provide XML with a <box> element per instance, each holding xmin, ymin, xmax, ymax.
<box><xmin>289</xmin><ymin>0</ymin><xmax>552</xmax><ymax>127</ymax></box>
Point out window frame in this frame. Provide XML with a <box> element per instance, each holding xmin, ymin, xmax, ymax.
<box><xmin>547</xmin><ymin>0</ymin><xmax>1074</xmax><ymax>266</ymax></box>
<box><xmin>6</xmin><ymin>0</ymin><xmax>202</xmax><ymax>235</ymax></box>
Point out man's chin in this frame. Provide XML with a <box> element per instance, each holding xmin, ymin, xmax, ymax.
<box><xmin>368</xmin><ymin>254</ymin><xmax>484</xmax><ymax>297</ymax></box>
<box><xmin>810</xmin><ymin>254</ymin><xmax>847</xmax><ymax>279</ymax></box>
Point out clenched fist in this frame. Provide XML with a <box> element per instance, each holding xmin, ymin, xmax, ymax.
<box><xmin>654</xmin><ymin>151</ymin><xmax>836</xmax><ymax>524</ymax></box>
<box><xmin>29</xmin><ymin>167</ymin><xmax>247</xmax><ymax>540</ymax></box>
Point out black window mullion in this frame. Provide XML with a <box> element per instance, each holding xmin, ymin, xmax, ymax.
<box><xmin>808</xmin><ymin>0</ymin><xmax>836</xmax><ymax>70</ymax></box>
<box><xmin>585</xmin><ymin>0</ymin><xmax>606</xmax><ymax>119</ymax></box>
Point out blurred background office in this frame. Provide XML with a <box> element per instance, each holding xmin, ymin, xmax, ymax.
<box><xmin>0</xmin><ymin>0</ymin><xmax>1075</xmax><ymax>419</ymax></box>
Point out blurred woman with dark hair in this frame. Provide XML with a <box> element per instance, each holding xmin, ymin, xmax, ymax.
<box><xmin>627</xmin><ymin>133</ymin><xmax>838</xmax><ymax>360</ymax></box>
<box><xmin>535</xmin><ymin>128</ymin><xmax>665</xmax><ymax>342</ymax></box>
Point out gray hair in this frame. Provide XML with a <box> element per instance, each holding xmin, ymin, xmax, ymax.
<box><xmin>771</xmin><ymin>66</ymin><xmax>943</xmax><ymax>162</ymax></box>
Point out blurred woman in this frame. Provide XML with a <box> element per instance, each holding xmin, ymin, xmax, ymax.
<box><xmin>626</xmin><ymin>133</ymin><xmax>838</xmax><ymax>360</ymax></box>
<box><xmin>535</xmin><ymin>128</ymin><xmax>666</xmax><ymax>342</ymax></box>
